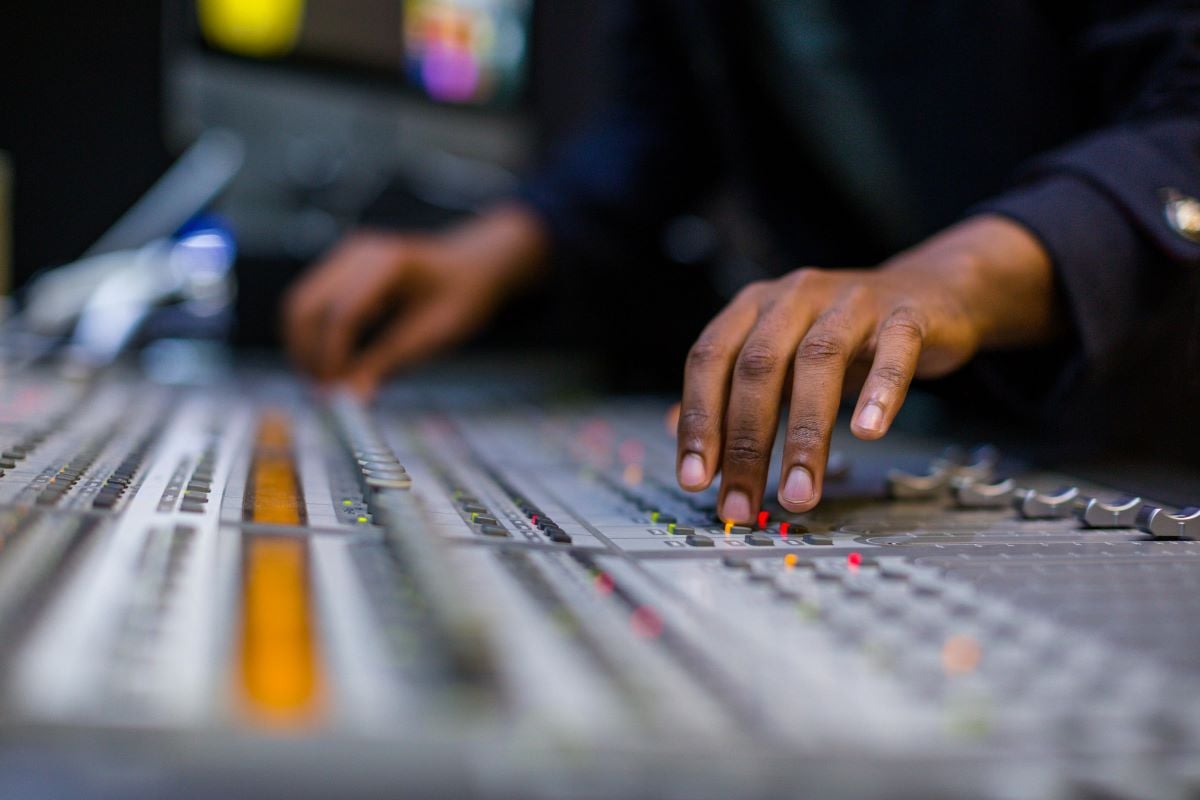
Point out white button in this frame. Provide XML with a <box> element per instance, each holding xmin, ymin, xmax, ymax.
<box><xmin>1162</xmin><ymin>187</ymin><xmax>1200</xmax><ymax>243</ymax></box>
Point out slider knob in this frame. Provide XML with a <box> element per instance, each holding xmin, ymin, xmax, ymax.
<box><xmin>1016</xmin><ymin>486</ymin><xmax>1080</xmax><ymax>519</ymax></box>
<box><xmin>1076</xmin><ymin>495</ymin><xmax>1143</xmax><ymax>529</ymax></box>
<box><xmin>953</xmin><ymin>477</ymin><xmax>1015</xmax><ymax>508</ymax></box>
<box><xmin>887</xmin><ymin>467</ymin><xmax>951</xmax><ymax>500</ymax></box>
<box><xmin>1136</xmin><ymin>506</ymin><xmax>1200</xmax><ymax>539</ymax></box>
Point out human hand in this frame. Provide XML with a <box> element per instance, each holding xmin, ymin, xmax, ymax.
<box><xmin>282</xmin><ymin>205</ymin><xmax>548</xmax><ymax>398</ymax></box>
<box><xmin>675</xmin><ymin>215</ymin><xmax>1059</xmax><ymax>522</ymax></box>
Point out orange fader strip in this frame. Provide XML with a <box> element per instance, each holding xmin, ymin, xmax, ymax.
<box><xmin>239</xmin><ymin>535</ymin><xmax>323</xmax><ymax>726</ymax></box>
<box><xmin>238</xmin><ymin>410</ymin><xmax>321</xmax><ymax>726</ymax></box>
<box><xmin>246</xmin><ymin>410</ymin><xmax>306</xmax><ymax>526</ymax></box>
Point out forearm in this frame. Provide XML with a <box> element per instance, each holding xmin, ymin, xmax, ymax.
<box><xmin>442</xmin><ymin>202</ymin><xmax>554</xmax><ymax>293</ymax></box>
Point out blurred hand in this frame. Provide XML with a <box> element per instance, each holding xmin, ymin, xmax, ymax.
<box><xmin>283</xmin><ymin>205</ymin><xmax>548</xmax><ymax>397</ymax></box>
<box><xmin>675</xmin><ymin>215</ymin><xmax>1060</xmax><ymax>522</ymax></box>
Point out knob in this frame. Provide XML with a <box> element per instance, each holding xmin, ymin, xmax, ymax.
<box><xmin>1136</xmin><ymin>506</ymin><xmax>1200</xmax><ymax>539</ymax></box>
<box><xmin>887</xmin><ymin>466</ymin><xmax>951</xmax><ymax>500</ymax></box>
<box><xmin>1076</xmin><ymin>495</ymin><xmax>1143</xmax><ymax>528</ymax></box>
<box><xmin>1016</xmin><ymin>486</ymin><xmax>1080</xmax><ymax>519</ymax></box>
<box><xmin>953</xmin><ymin>477</ymin><xmax>1015</xmax><ymax>508</ymax></box>
<box><xmin>933</xmin><ymin>444</ymin><xmax>999</xmax><ymax>482</ymax></box>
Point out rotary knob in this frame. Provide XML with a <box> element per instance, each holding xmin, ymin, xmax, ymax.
<box><xmin>1016</xmin><ymin>486</ymin><xmax>1080</xmax><ymax>519</ymax></box>
<box><xmin>1075</xmin><ymin>495</ymin><xmax>1143</xmax><ymax>528</ymax></box>
<box><xmin>1136</xmin><ymin>505</ymin><xmax>1200</xmax><ymax>539</ymax></box>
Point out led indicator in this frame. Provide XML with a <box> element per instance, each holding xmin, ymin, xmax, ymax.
<box><xmin>724</xmin><ymin>520</ymin><xmax>734</xmax><ymax>536</ymax></box>
<box><xmin>630</xmin><ymin>606</ymin><xmax>663</xmax><ymax>639</ymax></box>
<box><xmin>594</xmin><ymin>572</ymin><xmax>615</xmax><ymax>595</ymax></box>
<box><xmin>757</xmin><ymin>511</ymin><xmax>769</xmax><ymax>529</ymax></box>
<box><xmin>784</xmin><ymin>553</ymin><xmax>799</xmax><ymax>569</ymax></box>
<box><xmin>667</xmin><ymin>522</ymin><xmax>677</xmax><ymax>534</ymax></box>
<box><xmin>847</xmin><ymin>552</ymin><xmax>863</xmax><ymax>568</ymax></box>
<box><xmin>780</xmin><ymin>522</ymin><xmax>790</xmax><ymax>537</ymax></box>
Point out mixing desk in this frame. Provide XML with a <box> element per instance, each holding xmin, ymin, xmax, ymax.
<box><xmin>0</xmin><ymin>361</ymin><xmax>1197</xmax><ymax>799</ymax></box>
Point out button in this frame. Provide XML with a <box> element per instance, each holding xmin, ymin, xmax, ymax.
<box><xmin>546</xmin><ymin>529</ymin><xmax>573</xmax><ymax>544</ymax></box>
<box><xmin>1163</xmin><ymin>188</ymin><xmax>1200</xmax><ymax>243</ymax></box>
<box><xmin>471</xmin><ymin>515</ymin><xmax>499</xmax><ymax>526</ymax></box>
<box><xmin>729</xmin><ymin>525</ymin><xmax>752</xmax><ymax>537</ymax></box>
<box><xmin>722</xmin><ymin>557</ymin><xmax>750</xmax><ymax>569</ymax></box>
<box><xmin>461</xmin><ymin>503</ymin><xmax>488</xmax><ymax>514</ymax></box>
<box><xmin>1077</xmin><ymin>495</ymin><xmax>1143</xmax><ymax>528</ymax></box>
<box><xmin>672</xmin><ymin>526</ymin><xmax>695</xmax><ymax>536</ymax></box>
<box><xmin>686</xmin><ymin>532</ymin><xmax>714</xmax><ymax>547</ymax></box>
<box><xmin>745</xmin><ymin>532</ymin><xmax>774</xmax><ymax>546</ymax></box>
<box><xmin>802</xmin><ymin>534</ymin><xmax>833</xmax><ymax>546</ymax></box>
<box><xmin>478</xmin><ymin>525</ymin><xmax>509</xmax><ymax>537</ymax></box>
<box><xmin>180</xmin><ymin>500</ymin><xmax>206</xmax><ymax>513</ymax></box>
<box><xmin>0</xmin><ymin>459</ymin><xmax>14</xmax><ymax>469</ymax></box>
<box><xmin>1137</xmin><ymin>505</ymin><xmax>1200</xmax><ymax>539</ymax></box>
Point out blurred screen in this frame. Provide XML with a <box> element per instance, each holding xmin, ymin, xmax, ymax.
<box><xmin>196</xmin><ymin>0</ymin><xmax>532</xmax><ymax>107</ymax></box>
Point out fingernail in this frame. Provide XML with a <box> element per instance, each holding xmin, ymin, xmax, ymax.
<box><xmin>721</xmin><ymin>490</ymin><xmax>751</xmax><ymax>523</ymax></box>
<box><xmin>857</xmin><ymin>402</ymin><xmax>884</xmax><ymax>433</ymax></box>
<box><xmin>679</xmin><ymin>453</ymin><xmax>706</xmax><ymax>487</ymax></box>
<box><xmin>783</xmin><ymin>467</ymin><xmax>814</xmax><ymax>505</ymax></box>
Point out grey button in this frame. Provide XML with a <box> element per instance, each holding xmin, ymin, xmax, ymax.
<box><xmin>686</xmin><ymin>532</ymin><xmax>714</xmax><ymax>547</ymax></box>
<box><xmin>1163</xmin><ymin>188</ymin><xmax>1200</xmax><ymax>243</ymax></box>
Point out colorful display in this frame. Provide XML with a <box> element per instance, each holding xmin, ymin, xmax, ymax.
<box><xmin>197</xmin><ymin>0</ymin><xmax>531</xmax><ymax>107</ymax></box>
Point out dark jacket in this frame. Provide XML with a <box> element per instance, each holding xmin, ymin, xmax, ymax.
<box><xmin>519</xmin><ymin>0</ymin><xmax>1200</xmax><ymax>448</ymax></box>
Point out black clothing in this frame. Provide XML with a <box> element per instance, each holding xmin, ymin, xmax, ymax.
<box><xmin>517</xmin><ymin>0</ymin><xmax>1200</xmax><ymax>448</ymax></box>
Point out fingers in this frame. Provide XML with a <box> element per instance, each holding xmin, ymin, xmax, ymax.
<box><xmin>676</xmin><ymin>284</ymin><xmax>767</xmax><ymax>494</ymax></box>
<box><xmin>282</xmin><ymin>233</ymin><xmax>417</xmax><ymax>382</ymax></box>
<box><xmin>284</xmin><ymin>255</ymin><xmax>350</xmax><ymax>377</ymax></box>
<box><xmin>715</xmin><ymin>297</ymin><xmax>816</xmax><ymax>523</ymax></box>
<box><xmin>851</xmin><ymin>307</ymin><xmax>925</xmax><ymax>440</ymax></box>
<box><xmin>314</xmin><ymin>259</ymin><xmax>404</xmax><ymax>381</ymax></box>
<box><xmin>342</xmin><ymin>295</ymin><xmax>477</xmax><ymax>398</ymax></box>
<box><xmin>778</xmin><ymin>298</ymin><xmax>874</xmax><ymax>513</ymax></box>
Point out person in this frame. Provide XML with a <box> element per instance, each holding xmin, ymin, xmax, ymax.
<box><xmin>283</xmin><ymin>1</ymin><xmax>1200</xmax><ymax>524</ymax></box>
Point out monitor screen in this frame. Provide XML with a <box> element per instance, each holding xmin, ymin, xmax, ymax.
<box><xmin>195</xmin><ymin>0</ymin><xmax>533</xmax><ymax>108</ymax></box>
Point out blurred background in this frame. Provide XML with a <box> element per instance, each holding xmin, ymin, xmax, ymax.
<box><xmin>0</xmin><ymin>0</ymin><xmax>721</xmax><ymax>386</ymax></box>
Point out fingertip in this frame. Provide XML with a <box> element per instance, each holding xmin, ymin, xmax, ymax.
<box><xmin>720</xmin><ymin>489</ymin><xmax>753</xmax><ymax>524</ymax></box>
<box><xmin>851</xmin><ymin>401</ymin><xmax>888</xmax><ymax>440</ymax></box>
<box><xmin>678</xmin><ymin>452</ymin><xmax>708</xmax><ymax>491</ymax></box>
<box><xmin>779</xmin><ymin>465</ymin><xmax>818</xmax><ymax>512</ymax></box>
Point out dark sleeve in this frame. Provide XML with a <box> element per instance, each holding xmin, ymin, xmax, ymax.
<box><xmin>515</xmin><ymin>1</ymin><xmax>720</xmax><ymax>263</ymax></box>
<box><xmin>974</xmin><ymin>0</ymin><xmax>1200</xmax><ymax>384</ymax></box>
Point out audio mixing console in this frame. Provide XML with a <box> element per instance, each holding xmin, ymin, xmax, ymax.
<box><xmin>0</xmin><ymin>361</ymin><xmax>1197</xmax><ymax>799</ymax></box>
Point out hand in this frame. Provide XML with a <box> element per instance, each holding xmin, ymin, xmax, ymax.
<box><xmin>675</xmin><ymin>215</ymin><xmax>1059</xmax><ymax>522</ymax></box>
<box><xmin>283</xmin><ymin>205</ymin><xmax>548</xmax><ymax>397</ymax></box>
